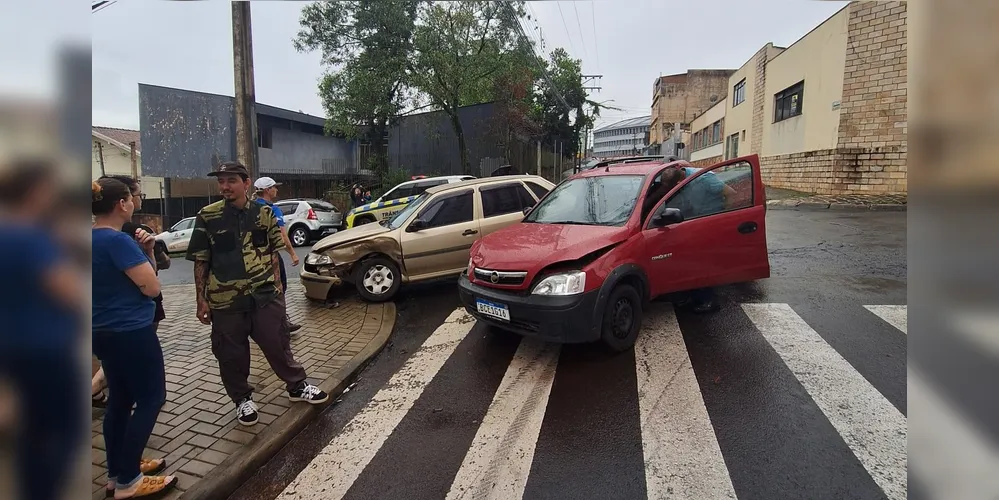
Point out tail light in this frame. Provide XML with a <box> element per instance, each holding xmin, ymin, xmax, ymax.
<box><xmin>307</xmin><ymin>208</ymin><xmax>318</xmax><ymax>220</ymax></box>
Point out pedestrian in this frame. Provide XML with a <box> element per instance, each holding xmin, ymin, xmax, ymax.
<box><xmin>0</xmin><ymin>160</ymin><xmax>84</xmax><ymax>500</ymax></box>
<box><xmin>252</xmin><ymin>176</ymin><xmax>302</xmax><ymax>334</ymax></box>
<box><xmin>187</xmin><ymin>162</ymin><xmax>328</xmax><ymax>427</ymax></box>
<box><xmin>92</xmin><ymin>174</ymin><xmax>171</xmax><ymax>407</ymax></box>
<box><xmin>91</xmin><ymin>176</ymin><xmax>177</xmax><ymax>498</ymax></box>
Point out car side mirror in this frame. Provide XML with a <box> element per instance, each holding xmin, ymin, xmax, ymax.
<box><xmin>651</xmin><ymin>208</ymin><xmax>684</xmax><ymax>227</ymax></box>
<box><xmin>522</xmin><ymin>205</ymin><xmax>533</xmax><ymax>216</ymax></box>
<box><xmin>407</xmin><ymin>218</ymin><xmax>427</xmax><ymax>232</ymax></box>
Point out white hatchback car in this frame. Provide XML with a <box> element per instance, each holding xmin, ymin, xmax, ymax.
<box><xmin>155</xmin><ymin>216</ymin><xmax>196</xmax><ymax>254</ymax></box>
<box><xmin>274</xmin><ymin>198</ymin><xmax>344</xmax><ymax>247</ymax></box>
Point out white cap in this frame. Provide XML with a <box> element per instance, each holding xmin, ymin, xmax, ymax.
<box><xmin>254</xmin><ymin>176</ymin><xmax>281</xmax><ymax>190</ymax></box>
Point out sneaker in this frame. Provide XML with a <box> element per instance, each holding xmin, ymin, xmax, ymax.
<box><xmin>235</xmin><ymin>397</ymin><xmax>258</xmax><ymax>426</ymax></box>
<box><xmin>288</xmin><ymin>383</ymin><xmax>328</xmax><ymax>404</ymax></box>
<box><xmin>288</xmin><ymin>322</ymin><xmax>302</xmax><ymax>335</ymax></box>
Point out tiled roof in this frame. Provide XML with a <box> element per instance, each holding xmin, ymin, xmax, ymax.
<box><xmin>92</xmin><ymin>126</ymin><xmax>141</xmax><ymax>153</ymax></box>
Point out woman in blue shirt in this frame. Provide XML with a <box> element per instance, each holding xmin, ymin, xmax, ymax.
<box><xmin>91</xmin><ymin>177</ymin><xmax>178</xmax><ymax>498</ymax></box>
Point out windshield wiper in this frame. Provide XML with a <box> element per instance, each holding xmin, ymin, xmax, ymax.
<box><xmin>540</xmin><ymin>220</ymin><xmax>602</xmax><ymax>226</ymax></box>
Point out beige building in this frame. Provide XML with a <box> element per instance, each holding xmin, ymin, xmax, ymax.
<box><xmin>92</xmin><ymin>126</ymin><xmax>164</xmax><ymax>199</ymax></box>
<box><xmin>680</xmin><ymin>1</ymin><xmax>906</xmax><ymax>194</ymax></box>
<box><xmin>689</xmin><ymin>97</ymin><xmax>727</xmax><ymax>166</ymax></box>
<box><xmin>649</xmin><ymin>70</ymin><xmax>734</xmax><ymax>146</ymax></box>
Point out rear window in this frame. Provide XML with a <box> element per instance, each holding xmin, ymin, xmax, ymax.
<box><xmin>524</xmin><ymin>181</ymin><xmax>550</xmax><ymax>199</ymax></box>
<box><xmin>308</xmin><ymin>200</ymin><xmax>337</xmax><ymax>212</ymax></box>
<box><xmin>481</xmin><ymin>183</ymin><xmax>536</xmax><ymax>218</ymax></box>
<box><xmin>524</xmin><ymin>175</ymin><xmax>646</xmax><ymax>227</ymax></box>
<box><xmin>275</xmin><ymin>203</ymin><xmax>299</xmax><ymax>215</ymax></box>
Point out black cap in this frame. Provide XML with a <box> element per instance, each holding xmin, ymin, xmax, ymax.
<box><xmin>208</xmin><ymin>161</ymin><xmax>249</xmax><ymax>178</ymax></box>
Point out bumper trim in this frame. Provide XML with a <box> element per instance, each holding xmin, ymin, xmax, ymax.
<box><xmin>457</xmin><ymin>273</ymin><xmax>602</xmax><ymax>343</ymax></box>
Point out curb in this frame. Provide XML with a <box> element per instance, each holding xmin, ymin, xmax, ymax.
<box><xmin>767</xmin><ymin>201</ymin><xmax>906</xmax><ymax>211</ymax></box>
<box><xmin>178</xmin><ymin>301</ymin><xmax>397</xmax><ymax>500</ymax></box>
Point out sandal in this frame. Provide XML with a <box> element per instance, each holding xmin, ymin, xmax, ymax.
<box><xmin>92</xmin><ymin>390</ymin><xmax>108</xmax><ymax>409</ymax></box>
<box><xmin>105</xmin><ymin>459</ymin><xmax>168</xmax><ymax>497</ymax></box>
<box><xmin>113</xmin><ymin>475</ymin><xmax>178</xmax><ymax>499</ymax></box>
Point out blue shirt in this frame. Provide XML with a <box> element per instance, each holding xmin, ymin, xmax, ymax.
<box><xmin>255</xmin><ymin>198</ymin><xmax>285</xmax><ymax>227</ymax></box>
<box><xmin>0</xmin><ymin>224</ymin><xmax>76</xmax><ymax>350</ymax></box>
<box><xmin>92</xmin><ymin>228</ymin><xmax>155</xmax><ymax>332</ymax></box>
<box><xmin>667</xmin><ymin>167</ymin><xmax>727</xmax><ymax>219</ymax></box>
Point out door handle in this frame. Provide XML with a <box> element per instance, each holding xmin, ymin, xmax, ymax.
<box><xmin>738</xmin><ymin>221</ymin><xmax>757</xmax><ymax>234</ymax></box>
<box><xmin>462</xmin><ymin>229</ymin><xmax>479</xmax><ymax>236</ymax></box>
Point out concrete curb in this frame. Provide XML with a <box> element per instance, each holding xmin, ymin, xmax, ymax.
<box><xmin>767</xmin><ymin>201</ymin><xmax>906</xmax><ymax>212</ymax></box>
<box><xmin>178</xmin><ymin>301</ymin><xmax>397</xmax><ymax>500</ymax></box>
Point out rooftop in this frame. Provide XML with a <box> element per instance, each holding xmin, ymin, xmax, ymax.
<box><xmin>92</xmin><ymin>126</ymin><xmax>141</xmax><ymax>153</ymax></box>
<box><xmin>593</xmin><ymin>115</ymin><xmax>651</xmax><ymax>133</ymax></box>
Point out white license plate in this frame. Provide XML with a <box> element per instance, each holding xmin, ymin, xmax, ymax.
<box><xmin>476</xmin><ymin>299</ymin><xmax>510</xmax><ymax>322</ymax></box>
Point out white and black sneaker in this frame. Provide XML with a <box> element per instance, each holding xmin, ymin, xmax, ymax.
<box><xmin>236</xmin><ymin>397</ymin><xmax>259</xmax><ymax>426</ymax></box>
<box><xmin>288</xmin><ymin>383</ymin><xmax>329</xmax><ymax>404</ymax></box>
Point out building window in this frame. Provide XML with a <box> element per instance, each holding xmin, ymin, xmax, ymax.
<box><xmin>774</xmin><ymin>81</ymin><xmax>804</xmax><ymax>122</ymax></box>
<box><xmin>712</xmin><ymin>121</ymin><xmax>721</xmax><ymax>144</ymax></box>
<box><xmin>733</xmin><ymin>79</ymin><xmax>746</xmax><ymax>106</ymax></box>
<box><xmin>258</xmin><ymin>126</ymin><xmax>273</xmax><ymax>149</ymax></box>
<box><xmin>725</xmin><ymin>133</ymin><xmax>740</xmax><ymax>160</ymax></box>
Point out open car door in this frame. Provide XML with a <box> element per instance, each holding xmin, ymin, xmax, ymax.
<box><xmin>646</xmin><ymin>154</ymin><xmax>770</xmax><ymax>295</ymax></box>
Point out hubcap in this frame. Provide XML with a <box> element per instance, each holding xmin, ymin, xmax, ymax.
<box><xmin>293</xmin><ymin>230</ymin><xmax>307</xmax><ymax>245</ymax></box>
<box><xmin>362</xmin><ymin>265</ymin><xmax>394</xmax><ymax>295</ymax></box>
<box><xmin>611</xmin><ymin>298</ymin><xmax>634</xmax><ymax>339</ymax></box>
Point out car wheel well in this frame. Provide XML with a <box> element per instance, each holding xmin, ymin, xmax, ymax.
<box><xmin>354</xmin><ymin>214</ymin><xmax>377</xmax><ymax>224</ymax></box>
<box><xmin>353</xmin><ymin>252</ymin><xmax>399</xmax><ymax>277</ymax></box>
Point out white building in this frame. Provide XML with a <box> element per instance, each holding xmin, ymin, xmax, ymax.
<box><xmin>591</xmin><ymin>116</ymin><xmax>650</xmax><ymax>158</ymax></box>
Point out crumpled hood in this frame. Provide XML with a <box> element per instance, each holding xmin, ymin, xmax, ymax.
<box><xmin>313</xmin><ymin>222</ymin><xmax>392</xmax><ymax>252</ymax></box>
<box><xmin>471</xmin><ymin>222</ymin><xmax>630</xmax><ymax>271</ymax></box>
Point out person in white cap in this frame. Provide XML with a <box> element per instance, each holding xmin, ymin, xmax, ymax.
<box><xmin>253</xmin><ymin>176</ymin><xmax>301</xmax><ymax>333</ymax></box>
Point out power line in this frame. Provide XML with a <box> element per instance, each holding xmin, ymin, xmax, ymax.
<box><xmin>92</xmin><ymin>0</ymin><xmax>116</xmax><ymax>14</ymax></box>
<box><xmin>590</xmin><ymin>0</ymin><xmax>600</xmax><ymax>72</ymax></box>
<box><xmin>555</xmin><ymin>2</ymin><xmax>577</xmax><ymax>57</ymax></box>
<box><xmin>572</xmin><ymin>2</ymin><xmax>589</xmax><ymax>60</ymax></box>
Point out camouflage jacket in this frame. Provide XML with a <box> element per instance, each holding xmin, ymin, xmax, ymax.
<box><xmin>185</xmin><ymin>199</ymin><xmax>284</xmax><ymax>311</ymax></box>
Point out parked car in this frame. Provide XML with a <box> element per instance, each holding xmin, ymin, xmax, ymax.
<box><xmin>458</xmin><ymin>154</ymin><xmax>770</xmax><ymax>351</ymax></box>
<box><xmin>301</xmin><ymin>175</ymin><xmax>556</xmax><ymax>302</ymax></box>
<box><xmin>343</xmin><ymin>175</ymin><xmax>476</xmax><ymax>229</ymax></box>
<box><xmin>274</xmin><ymin>198</ymin><xmax>343</xmax><ymax>247</ymax></box>
<box><xmin>154</xmin><ymin>216</ymin><xmax>196</xmax><ymax>254</ymax></box>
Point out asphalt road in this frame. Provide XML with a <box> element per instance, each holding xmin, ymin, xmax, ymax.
<box><xmin>228</xmin><ymin>209</ymin><xmax>909</xmax><ymax>500</ymax></box>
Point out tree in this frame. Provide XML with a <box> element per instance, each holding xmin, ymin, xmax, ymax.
<box><xmin>409</xmin><ymin>1</ymin><xmax>533</xmax><ymax>174</ymax></box>
<box><xmin>533</xmin><ymin>48</ymin><xmax>603</xmax><ymax>161</ymax></box>
<box><xmin>294</xmin><ymin>0</ymin><xmax>421</xmax><ymax>176</ymax></box>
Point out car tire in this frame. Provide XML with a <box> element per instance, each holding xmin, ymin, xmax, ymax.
<box><xmin>354</xmin><ymin>257</ymin><xmax>401</xmax><ymax>302</ymax></box>
<box><xmin>289</xmin><ymin>225</ymin><xmax>310</xmax><ymax>247</ymax></box>
<box><xmin>600</xmin><ymin>284</ymin><xmax>644</xmax><ymax>352</ymax></box>
<box><xmin>354</xmin><ymin>215</ymin><xmax>376</xmax><ymax>226</ymax></box>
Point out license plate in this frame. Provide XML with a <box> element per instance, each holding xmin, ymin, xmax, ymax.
<box><xmin>475</xmin><ymin>299</ymin><xmax>510</xmax><ymax>322</ymax></box>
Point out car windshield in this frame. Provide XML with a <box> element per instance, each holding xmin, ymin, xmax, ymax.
<box><xmin>525</xmin><ymin>175</ymin><xmax>646</xmax><ymax>226</ymax></box>
<box><xmin>386</xmin><ymin>193</ymin><xmax>429</xmax><ymax>230</ymax></box>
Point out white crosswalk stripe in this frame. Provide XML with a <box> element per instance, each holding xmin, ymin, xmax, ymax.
<box><xmin>282</xmin><ymin>302</ymin><xmax>909</xmax><ymax>500</ymax></box>
<box><xmin>864</xmin><ymin>304</ymin><xmax>907</xmax><ymax>334</ymax></box>
<box><xmin>446</xmin><ymin>339</ymin><xmax>560</xmax><ymax>500</ymax></box>
<box><xmin>280</xmin><ymin>308</ymin><xmax>474</xmax><ymax>500</ymax></box>
<box><xmin>634</xmin><ymin>306</ymin><xmax>736</xmax><ymax>500</ymax></box>
<box><xmin>743</xmin><ymin>303</ymin><xmax>907</xmax><ymax>500</ymax></box>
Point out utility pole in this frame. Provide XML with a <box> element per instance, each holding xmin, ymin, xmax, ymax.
<box><xmin>232</xmin><ymin>1</ymin><xmax>259</xmax><ymax>177</ymax></box>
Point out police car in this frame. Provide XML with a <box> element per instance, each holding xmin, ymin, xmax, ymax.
<box><xmin>343</xmin><ymin>175</ymin><xmax>476</xmax><ymax>228</ymax></box>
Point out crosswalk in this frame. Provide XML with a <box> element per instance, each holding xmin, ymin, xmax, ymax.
<box><xmin>280</xmin><ymin>302</ymin><xmax>910</xmax><ymax>500</ymax></box>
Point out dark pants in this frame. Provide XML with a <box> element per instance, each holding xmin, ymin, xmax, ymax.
<box><xmin>93</xmin><ymin>324</ymin><xmax>167</xmax><ymax>487</ymax></box>
<box><xmin>210</xmin><ymin>295</ymin><xmax>307</xmax><ymax>404</ymax></box>
<box><xmin>278</xmin><ymin>252</ymin><xmax>288</xmax><ymax>291</ymax></box>
<box><xmin>0</xmin><ymin>344</ymin><xmax>83</xmax><ymax>500</ymax></box>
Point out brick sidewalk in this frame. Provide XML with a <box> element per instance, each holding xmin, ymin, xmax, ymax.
<box><xmin>767</xmin><ymin>192</ymin><xmax>907</xmax><ymax>210</ymax></box>
<box><xmin>90</xmin><ymin>283</ymin><xmax>393</xmax><ymax>500</ymax></box>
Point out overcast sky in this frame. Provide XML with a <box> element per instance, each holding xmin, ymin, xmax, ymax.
<box><xmin>84</xmin><ymin>0</ymin><xmax>848</xmax><ymax>131</ymax></box>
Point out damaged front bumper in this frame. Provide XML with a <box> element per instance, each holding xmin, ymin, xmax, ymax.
<box><xmin>300</xmin><ymin>263</ymin><xmax>350</xmax><ymax>301</ymax></box>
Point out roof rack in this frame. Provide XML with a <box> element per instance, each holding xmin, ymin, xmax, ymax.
<box><xmin>595</xmin><ymin>155</ymin><xmax>673</xmax><ymax>171</ymax></box>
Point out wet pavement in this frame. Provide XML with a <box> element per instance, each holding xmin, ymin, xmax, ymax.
<box><xmin>228</xmin><ymin>210</ymin><xmax>908</xmax><ymax>500</ymax></box>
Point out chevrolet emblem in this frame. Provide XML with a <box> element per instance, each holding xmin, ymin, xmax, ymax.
<box><xmin>490</xmin><ymin>271</ymin><xmax>500</xmax><ymax>283</ymax></box>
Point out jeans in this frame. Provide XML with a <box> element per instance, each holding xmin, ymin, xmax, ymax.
<box><xmin>0</xmin><ymin>344</ymin><xmax>83</xmax><ymax>500</ymax></box>
<box><xmin>93</xmin><ymin>323</ymin><xmax>166</xmax><ymax>487</ymax></box>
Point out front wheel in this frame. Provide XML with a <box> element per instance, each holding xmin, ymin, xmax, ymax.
<box><xmin>354</xmin><ymin>215</ymin><xmax>376</xmax><ymax>227</ymax></box>
<box><xmin>600</xmin><ymin>284</ymin><xmax>643</xmax><ymax>352</ymax></box>
<box><xmin>354</xmin><ymin>257</ymin><xmax>401</xmax><ymax>302</ymax></box>
<box><xmin>290</xmin><ymin>226</ymin><xmax>310</xmax><ymax>247</ymax></box>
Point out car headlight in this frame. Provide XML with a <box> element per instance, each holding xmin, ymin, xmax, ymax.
<box><xmin>467</xmin><ymin>257</ymin><xmax>474</xmax><ymax>275</ymax></box>
<box><xmin>305</xmin><ymin>253</ymin><xmax>333</xmax><ymax>266</ymax></box>
<box><xmin>532</xmin><ymin>271</ymin><xmax>586</xmax><ymax>296</ymax></box>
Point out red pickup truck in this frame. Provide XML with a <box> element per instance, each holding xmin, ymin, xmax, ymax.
<box><xmin>458</xmin><ymin>154</ymin><xmax>770</xmax><ymax>351</ymax></box>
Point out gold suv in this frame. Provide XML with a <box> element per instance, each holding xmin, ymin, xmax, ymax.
<box><xmin>301</xmin><ymin>175</ymin><xmax>556</xmax><ymax>302</ymax></box>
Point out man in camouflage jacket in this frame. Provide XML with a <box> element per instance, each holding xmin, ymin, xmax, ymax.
<box><xmin>186</xmin><ymin>162</ymin><xmax>328</xmax><ymax>426</ymax></box>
